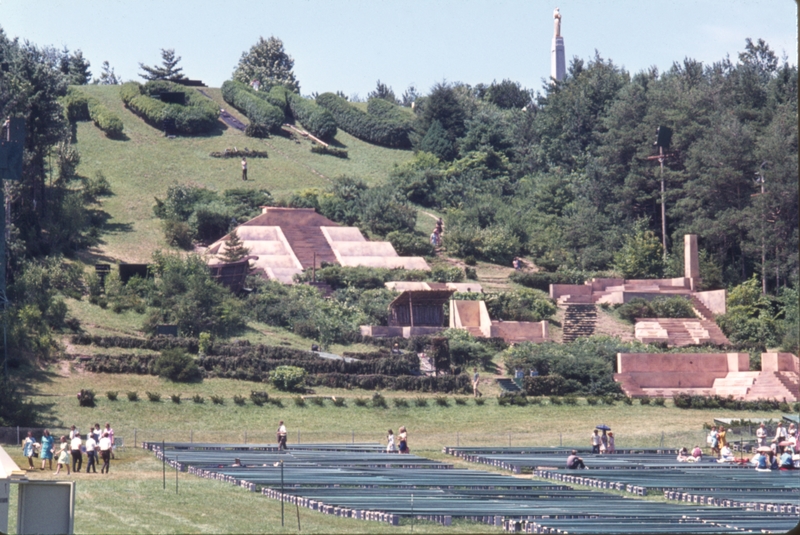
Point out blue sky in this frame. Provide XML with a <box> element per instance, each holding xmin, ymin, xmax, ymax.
<box><xmin>1</xmin><ymin>0</ymin><xmax>796</xmax><ymax>97</ymax></box>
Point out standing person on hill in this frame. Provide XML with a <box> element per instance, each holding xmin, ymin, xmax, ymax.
<box><xmin>386</xmin><ymin>429</ymin><xmax>396</xmax><ymax>453</ymax></box>
<box><xmin>84</xmin><ymin>432</ymin><xmax>98</xmax><ymax>473</ymax></box>
<box><xmin>40</xmin><ymin>430</ymin><xmax>55</xmax><ymax>470</ymax></box>
<box><xmin>70</xmin><ymin>432</ymin><xmax>83</xmax><ymax>472</ymax></box>
<box><xmin>91</xmin><ymin>423</ymin><xmax>101</xmax><ymax>442</ymax></box>
<box><xmin>591</xmin><ymin>430</ymin><xmax>601</xmax><ymax>454</ymax></box>
<box><xmin>241</xmin><ymin>157</ymin><xmax>247</xmax><ymax>181</ymax></box>
<box><xmin>600</xmin><ymin>430</ymin><xmax>609</xmax><ymax>453</ymax></box>
<box><xmin>607</xmin><ymin>431</ymin><xmax>616</xmax><ymax>454</ymax></box>
<box><xmin>398</xmin><ymin>426</ymin><xmax>409</xmax><ymax>454</ymax></box>
<box><xmin>709</xmin><ymin>426</ymin><xmax>720</xmax><ymax>457</ymax></box>
<box><xmin>99</xmin><ymin>432</ymin><xmax>112</xmax><ymax>474</ymax></box>
<box><xmin>277</xmin><ymin>421</ymin><xmax>287</xmax><ymax>450</ymax></box>
<box><xmin>472</xmin><ymin>368</ymin><xmax>482</xmax><ymax>398</ymax></box>
<box><xmin>22</xmin><ymin>431</ymin><xmax>36</xmax><ymax>470</ymax></box>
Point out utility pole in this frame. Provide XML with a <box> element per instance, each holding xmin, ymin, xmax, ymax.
<box><xmin>754</xmin><ymin>162</ymin><xmax>768</xmax><ymax>295</ymax></box>
<box><xmin>647</xmin><ymin>126</ymin><xmax>674</xmax><ymax>260</ymax></box>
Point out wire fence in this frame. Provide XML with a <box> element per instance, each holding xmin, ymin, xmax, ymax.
<box><xmin>2</xmin><ymin>426</ymin><xmax>728</xmax><ymax>453</ymax></box>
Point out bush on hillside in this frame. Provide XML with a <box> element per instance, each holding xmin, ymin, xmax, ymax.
<box><xmin>221</xmin><ymin>80</ymin><xmax>284</xmax><ymax>136</ymax></box>
<box><xmin>616</xmin><ymin>296</ymin><xmax>696</xmax><ymax>323</ymax></box>
<box><xmin>316</xmin><ymin>92</ymin><xmax>412</xmax><ymax>148</ymax></box>
<box><xmin>120</xmin><ymin>81</ymin><xmax>218</xmax><ymax>135</ymax></box>
<box><xmin>152</xmin><ymin>348</ymin><xmax>202</xmax><ymax>382</ymax></box>
<box><xmin>306</xmin><ymin>373</ymin><xmax>472</xmax><ymax>394</ymax></box>
<box><xmin>386</xmin><ymin>231</ymin><xmax>434</xmax><ymax>256</ymax></box>
<box><xmin>286</xmin><ymin>92</ymin><xmax>337</xmax><ymax>140</ymax></box>
<box><xmin>270</xmin><ymin>365</ymin><xmax>307</xmax><ymax>392</ymax></box>
<box><xmin>62</xmin><ymin>88</ymin><xmax>124</xmax><ymax>138</ymax></box>
<box><xmin>523</xmin><ymin>374</ymin><xmax>567</xmax><ymax>396</ymax></box>
<box><xmin>367</xmin><ymin>97</ymin><xmax>414</xmax><ymax>122</ymax></box>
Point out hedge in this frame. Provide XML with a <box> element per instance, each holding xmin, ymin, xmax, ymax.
<box><xmin>70</xmin><ymin>334</ymin><xmax>199</xmax><ymax>353</ymax></box>
<box><xmin>508</xmin><ymin>271</ymin><xmax>589</xmax><ymax>292</ymax></box>
<box><xmin>305</xmin><ymin>373</ymin><xmax>472</xmax><ymax>393</ymax></box>
<box><xmin>286</xmin><ymin>92</ymin><xmax>337</xmax><ymax>140</ymax></box>
<box><xmin>316</xmin><ymin>92</ymin><xmax>412</xmax><ymax>148</ymax></box>
<box><xmin>62</xmin><ymin>88</ymin><xmax>124</xmax><ymax>138</ymax></box>
<box><xmin>366</xmin><ymin>98</ymin><xmax>413</xmax><ymax>123</ymax></box>
<box><xmin>310</xmin><ymin>145</ymin><xmax>348</xmax><ymax>158</ymax></box>
<box><xmin>672</xmin><ymin>393</ymin><xmax>794</xmax><ymax>411</ymax></box>
<box><xmin>523</xmin><ymin>374</ymin><xmax>567</xmax><ymax>396</ymax></box>
<box><xmin>221</xmin><ymin>80</ymin><xmax>283</xmax><ymax>137</ymax></box>
<box><xmin>120</xmin><ymin>81</ymin><xmax>218</xmax><ymax>135</ymax></box>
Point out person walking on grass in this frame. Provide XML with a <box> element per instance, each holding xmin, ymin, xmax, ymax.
<box><xmin>99</xmin><ymin>432</ymin><xmax>112</xmax><ymax>474</ymax></box>
<box><xmin>607</xmin><ymin>431</ymin><xmax>616</xmax><ymax>454</ymax></box>
<box><xmin>472</xmin><ymin>368</ymin><xmax>482</xmax><ymax>398</ymax></box>
<box><xmin>277</xmin><ymin>421</ymin><xmax>287</xmax><ymax>450</ymax></box>
<box><xmin>85</xmin><ymin>432</ymin><xmax>98</xmax><ymax>473</ymax></box>
<box><xmin>22</xmin><ymin>431</ymin><xmax>36</xmax><ymax>470</ymax></box>
<box><xmin>104</xmin><ymin>423</ymin><xmax>115</xmax><ymax>459</ymax></box>
<box><xmin>54</xmin><ymin>437</ymin><xmax>70</xmax><ymax>475</ymax></box>
<box><xmin>70</xmin><ymin>432</ymin><xmax>83</xmax><ymax>472</ymax></box>
<box><xmin>40</xmin><ymin>430</ymin><xmax>54</xmax><ymax>471</ymax></box>
<box><xmin>241</xmin><ymin>157</ymin><xmax>247</xmax><ymax>181</ymax></box>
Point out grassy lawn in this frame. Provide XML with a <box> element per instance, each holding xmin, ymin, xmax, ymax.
<box><xmin>6</xmin><ymin>367</ymin><xmax>785</xmax><ymax>534</ymax></box>
<box><xmin>20</xmin><ymin>367</ymin><xmax>780</xmax><ymax>451</ymax></box>
<box><xmin>72</xmin><ymin>86</ymin><xmax>413</xmax><ymax>264</ymax></box>
<box><xmin>5</xmin><ymin>448</ymin><xmax>497</xmax><ymax>534</ymax></box>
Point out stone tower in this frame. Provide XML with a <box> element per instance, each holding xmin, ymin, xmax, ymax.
<box><xmin>551</xmin><ymin>7</ymin><xmax>565</xmax><ymax>82</ymax></box>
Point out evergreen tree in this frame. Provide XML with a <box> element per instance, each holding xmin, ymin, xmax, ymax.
<box><xmin>94</xmin><ymin>61</ymin><xmax>120</xmax><ymax>85</ymax></box>
<box><xmin>219</xmin><ymin>229</ymin><xmax>250</xmax><ymax>263</ymax></box>
<box><xmin>67</xmin><ymin>50</ymin><xmax>91</xmax><ymax>85</ymax></box>
<box><xmin>139</xmin><ymin>49</ymin><xmax>186</xmax><ymax>81</ymax></box>
<box><xmin>419</xmin><ymin>120</ymin><xmax>456</xmax><ymax>161</ymax></box>
<box><xmin>232</xmin><ymin>36</ymin><xmax>299</xmax><ymax>92</ymax></box>
<box><xmin>367</xmin><ymin>80</ymin><xmax>397</xmax><ymax>104</ymax></box>
<box><xmin>613</xmin><ymin>219</ymin><xmax>664</xmax><ymax>279</ymax></box>
<box><xmin>401</xmin><ymin>84</ymin><xmax>419</xmax><ymax>107</ymax></box>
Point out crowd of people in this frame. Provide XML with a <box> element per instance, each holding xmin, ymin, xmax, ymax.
<box><xmin>21</xmin><ymin>423</ymin><xmax>116</xmax><ymax>475</ymax></box>
<box><xmin>273</xmin><ymin>421</ymin><xmax>411</xmax><ymax>455</ymax></box>
<box><xmin>675</xmin><ymin>421</ymin><xmax>799</xmax><ymax>470</ymax></box>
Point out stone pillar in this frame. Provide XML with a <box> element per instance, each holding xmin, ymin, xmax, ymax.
<box><xmin>551</xmin><ymin>36</ymin><xmax>565</xmax><ymax>82</ymax></box>
<box><xmin>684</xmin><ymin>234</ymin><xmax>699</xmax><ymax>289</ymax></box>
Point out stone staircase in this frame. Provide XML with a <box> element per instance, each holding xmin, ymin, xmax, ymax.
<box><xmin>561</xmin><ymin>304</ymin><xmax>596</xmax><ymax>342</ymax></box>
<box><xmin>634</xmin><ymin>319</ymin><xmax>730</xmax><ymax>347</ymax></box>
<box><xmin>496</xmin><ymin>377</ymin><xmax>522</xmax><ymax>393</ymax></box>
<box><xmin>690</xmin><ymin>295</ymin><xmax>716</xmax><ymax>321</ymax></box>
<box><xmin>280</xmin><ymin>226</ymin><xmax>338</xmax><ymax>269</ymax></box>
<box><xmin>712</xmin><ymin>372</ymin><xmax>760</xmax><ymax>398</ymax></box>
<box><xmin>776</xmin><ymin>372</ymin><xmax>800</xmax><ymax>400</ymax></box>
<box><xmin>748</xmin><ymin>371</ymin><xmax>799</xmax><ymax>402</ymax></box>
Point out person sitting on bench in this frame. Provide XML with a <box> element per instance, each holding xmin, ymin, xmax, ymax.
<box><xmin>566</xmin><ymin>450</ymin><xmax>587</xmax><ymax>469</ymax></box>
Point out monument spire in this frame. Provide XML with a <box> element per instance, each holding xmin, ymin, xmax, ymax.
<box><xmin>551</xmin><ymin>7</ymin><xmax>565</xmax><ymax>82</ymax></box>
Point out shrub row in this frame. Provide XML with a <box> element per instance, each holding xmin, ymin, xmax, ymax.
<box><xmin>286</xmin><ymin>92</ymin><xmax>337</xmax><ymax>140</ymax></box>
<box><xmin>508</xmin><ymin>270</ymin><xmax>589</xmax><ymax>292</ymax></box>
<box><xmin>673</xmin><ymin>393</ymin><xmax>796</xmax><ymax>412</ymax></box>
<box><xmin>366</xmin><ymin>98</ymin><xmax>413</xmax><ymax>123</ymax></box>
<box><xmin>316</xmin><ymin>92</ymin><xmax>412</xmax><ymax>148</ymax></box>
<box><xmin>120</xmin><ymin>81</ymin><xmax>218</xmax><ymax>135</ymax></box>
<box><xmin>310</xmin><ymin>145</ymin><xmax>348</xmax><ymax>158</ymax></box>
<box><xmin>305</xmin><ymin>373</ymin><xmax>472</xmax><ymax>394</ymax></box>
<box><xmin>523</xmin><ymin>374</ymin><xmax>567</xmax><ymax>396</ymax></box>
<box><xmin>209</xmin><ymin>148</ymin><xmax>268</xmax><ymax>158</ymax></box>
<box><xmin>83</xmin><ymin>354</ymin><xmax>157</xmax><ymax>375</ymax></box>
<box><xmin>70</xmin><ymin>334</ymin><xmax>199</xmax><ymax>353</ymax></box>
<box><xmin>221</xmin><ymin>80</ymin><xmax>284</xmax><ymax>137</ymax></box>
<box><xmin>199</xmin><ymin>353</ymin><xmax>419</xmax><ymax>380</ymax></box>
<box><xmin>62</xmin><ymin>89</ymin><xmax>124</xmax><ymax>138</ymax></box>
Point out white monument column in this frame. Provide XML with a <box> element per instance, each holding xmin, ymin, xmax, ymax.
<box><xmin>551</xmin><ymin>7</ymin><xmax>566</xmax><ymax>82</ymax></box>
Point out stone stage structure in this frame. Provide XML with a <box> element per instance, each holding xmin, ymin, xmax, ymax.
<box><xmin>615</xmin><ymin>352</ymin><xmax>799</xmax><ymax>401</ymax></box>
<box><xmin>550</xmin><ymin>235</ymin><xmax>730</xmax><ymax>346</ymax></box>
<box><xmin>361</xmin><ymin>281</ymin><xmax>548</xmax><ymax>343</ymax></box>
<box><xmin>205</xmin><ymin>207</ymin><xmax>429</xmax><ymax>283</ymax></box>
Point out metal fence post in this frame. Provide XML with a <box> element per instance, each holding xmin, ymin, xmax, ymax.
<box><xmin>508</xmin><ymin>433</ymin><xmax>511</xmax><ymax>447</ymax></box>
<box><xmin>190</xmin><ymin>429</ymin><xmax>193</xmax><ymax>443</ymax></box>
<box><xmin>351</xmin><ymin>430</ymin><xmax>354</xmax><ymax>444</ymax></box>
<box><xmin>134</xmin><ymin>428</ymin><xmax>137</xmax><ymax>448</ymax></box>
<box><xmin>16</xmin><ymin>426</ymin><xmax>19</xmax><ymax>445</ymax></box>
<box><xmin>456</xmin><ymin>432</ymin><xmax>459</xmax><ymax>447</ymax></box>
<box><xmin>244</xmin><ymin>430</ymin><xmax>247</xmax><ymax>444</ymax></box>
<box><xmin>298</xmin><ymin>430</ymin><xmax>300</xmax><ymax>444</ymax></box>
